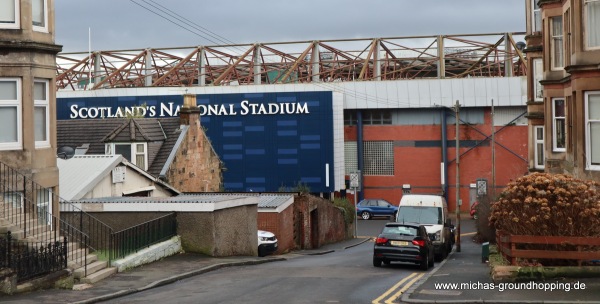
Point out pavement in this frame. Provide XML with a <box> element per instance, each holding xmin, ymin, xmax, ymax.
<box><xmin>1</xmin><ymin>221</ymin><xmax>600</xmax><ymax>304</ymax></box>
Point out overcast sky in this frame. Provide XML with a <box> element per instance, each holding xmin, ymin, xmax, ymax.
<box><xmin>55</xmin><ymin>0</ymin><xmax>525</xmax><ymax>53</ymax></box>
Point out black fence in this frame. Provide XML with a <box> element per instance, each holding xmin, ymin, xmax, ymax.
<box><xmin>0</xmin><ymin>160</ymin><xmax>96</xmax><ymax>277</ymax></box>
<box><xmin>110</xmin><ymin>213</ymin><xmax>177</xmax><ymax>260</ymax></box>
<box><xmin>0</xmin><ymin>231</ymin><xmax>68</xmax><ymax>283</ymax></box>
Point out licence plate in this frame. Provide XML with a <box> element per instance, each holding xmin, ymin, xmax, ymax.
<box><xmin>390</xmin><ymin>241</ymin><xmax>409</xmax><ymax>246</ymax></box>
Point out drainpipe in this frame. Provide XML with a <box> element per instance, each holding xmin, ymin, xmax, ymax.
<box><xmin>441</xmin><ymin>108</ymin><xmax>449</xmax><ymax>202</ymax></box>
<box><xmin>357</xmin><ymin>110</ymin><xmax>364</xmax><ymax>202</ymax></box>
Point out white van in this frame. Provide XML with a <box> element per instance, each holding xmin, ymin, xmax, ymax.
<box><xmin>395</xmin><ymin>194</ymin><xmax>453</xmax><ymax>261</ymax></box>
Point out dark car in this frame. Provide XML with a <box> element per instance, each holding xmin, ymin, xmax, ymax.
<box><xmin>373</xmin><ymin>222</ymin><xmax>435</xmax><ymax>270</ymax></box>
<box><xmin>356</xmin><ymin>199</ymin><xmax>398</xmax><ymax>220</ymax></box>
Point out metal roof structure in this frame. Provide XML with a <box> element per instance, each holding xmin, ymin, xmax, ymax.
<box><xmin>56</xmin><ymin>32</ymin><xmax>526</xmax><ymax>91</ymax></box>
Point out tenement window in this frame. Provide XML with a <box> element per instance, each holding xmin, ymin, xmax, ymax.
<box><xmin>584</xmin><ymin>0</ymin><xmax>600</xmax><ymax>49</ymax></box>
<box><xmin>533</xmin><ymin>58</ymin><xmax>543</xmax><ymax>101</ymax></box>
<box><xmin>534</xmin><ymin>126</ymin><xmax>545</xmax><ymax>169</ymax></box>
<box><xmin>532</xmin><ymin>0</ymin><xmax>541</xmax><ymax>32</ymax></box>
<box><xmin>551</xmin><ymin>16</ymin><xmax>564</xmax><ymax>70</ymax></box>
<box><xmin>0</xmin><ymin>0</ymin><xmax>19</xmax><ymax>29</ymax></box>
<box><xmin>32</xmin><ymin>0</ymin><xmax>48</xmax><ymax>32</ymax></box>
<box><xmin>586</xmin><ymin>91</ymin><xmax>600</xmax><ymax>170</ymax></box>
<box><xmin>34</xmin><ymin>79</ymin><xmax>50</xmax><ymax>148</ymax></box>
<box><xmin>552</xmin><ymin>98</ymin><xmax>566</xmax><ymax>152</ymax></box>
<box><xmin>0</xmin><ymin>78</ymin><xmax>22</xmax><ymax>150</ymax></box>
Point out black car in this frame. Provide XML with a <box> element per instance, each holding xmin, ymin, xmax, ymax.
<box><xmin>373</xmin><ymin>222</ymin><xmax>435</xmax><ymax>270</ymax></box>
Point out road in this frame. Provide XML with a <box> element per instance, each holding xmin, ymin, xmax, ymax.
<box><xmin>106</xmin><ymin>219</ymin><xmax>463</xmax><ymax>304</ymax></box>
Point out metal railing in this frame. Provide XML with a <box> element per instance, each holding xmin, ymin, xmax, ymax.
<box><xmin>0</xmin><ymin>160</ymin><xmax>105</xmax><ymax>277</ymax></box>
<box><xmin>110</xmin><ymin>213</ymin><xmax>177</xmax><ymax>260</ymax></box>
<box><xmin>1</xmin><ymin>160</ymin><xmax>179</xmax><ymax>281</ymax></box>
<box><xmin>0</xmin><ymin>231</ymin><xmax>68</xmax><ymax>283</ymax></box>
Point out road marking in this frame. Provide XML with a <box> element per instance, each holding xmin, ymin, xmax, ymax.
<box><xmin>372</xmin><ymin>272</ymin><xmax>417</xmax><ymax>304</ymax></box>
<box><xmin>385</xmin><ymin>272</ymin><xmax>425</xmax><ymax>304</ymax></box>
<box><xmin>460</xmin><ymin>232</ymin><xmax>476</xmax><ymax>236</ymax></box>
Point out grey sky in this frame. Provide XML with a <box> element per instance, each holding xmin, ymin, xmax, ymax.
<box><xmin>55</xmin><ymin>0</ymin><xmax>525</xmax><ymax>53</ymax></box>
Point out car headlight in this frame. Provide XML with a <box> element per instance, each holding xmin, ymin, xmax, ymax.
<box><xmin>434</xmin><ymin>231</ymin><xmax>441</xmax><ymax>241</ymax></box>
<box><xmin>259</xmin><ymin>237</ymin><xmax>268</xmax><ymax>241</ymax></box>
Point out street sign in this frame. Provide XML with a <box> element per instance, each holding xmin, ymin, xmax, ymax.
<box><xmin>349</xmin><ymin>172</ymin><xmax>360</xmax><ymax>189</ymax></box>
<box><xmin>476</xmin><ymin>179</ymin><xmax>487</xmax><ymax>197</ymax></box>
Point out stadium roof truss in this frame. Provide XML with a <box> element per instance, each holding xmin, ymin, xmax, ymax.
<box><xmin>56</xmin><ymin>32</ymin><xmax>527</xmax><ymax>91</ymax></box>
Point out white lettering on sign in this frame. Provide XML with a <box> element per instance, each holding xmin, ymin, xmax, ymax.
<box><xmin>68</xmin><ymin>100</ymin><xmax>310</xmax><ymax>119</ymax></box>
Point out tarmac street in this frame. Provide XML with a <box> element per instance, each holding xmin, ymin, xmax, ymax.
<box><xmin>0</xmin><ymin>217</ymin><xmax>599</xmax><ymax>303</ymax></box>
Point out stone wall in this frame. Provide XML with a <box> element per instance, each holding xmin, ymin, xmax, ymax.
<box><xmin>63</xmin><ymin>203</ymin><xmax>257</xmax><ymax>258</ymax></box>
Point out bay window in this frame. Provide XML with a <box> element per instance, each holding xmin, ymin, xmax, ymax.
<box><xmin>534</xmin><ymin>126</ymin><xmax>545</xmax><ymax>169</ymax></box>
<box><xmin>533</xmin><ymin>58</ymin><xmax>543</xmax><ymax>101</ymax></box>
<box><xmin>0</xmin><ymin>78</ymin><xmax>22</xmax><ymax>150</ymax></box>
<box><xmin>32</xmin><ymin>0</ymin><xmax>48</xmax><ymax>32</ymax></box>
<box><xmin>586</xmin><ymin>92</ymin><xmax>600</xmax><ymax>170</ymax></box>
<box><xmin>551</xmin><ymin>16</ymin><xmax>564</xmax><ymax>70</ymax></box>
<box><xmin>584</xmin><ymin>0</ymin><xmax>600</xmax><ymax>49</ymax></box>
<box><xmin>532</xmin><ymin>0</ymin><xmax>541</xmax><ymax>32</ymax></box>
<box><xmin>0</xmin><ymin>0</ymin><xmax>19</xmax><ymax>29</ymax></box>
<box><xmin>34</xmin><ymin>79</ymin><xmax>50</xmax><ymax>148</ymax></box>
<box><xmin>552</xmin><ymin>98</ymin><xmax>566</xmax><ymax>152</ymax></box>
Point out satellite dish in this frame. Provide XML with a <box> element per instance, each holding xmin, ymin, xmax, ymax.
<box><xmin>57</xmin><ymin>146</ymin><xmax>75</xmax><ymax>159</ymax></box>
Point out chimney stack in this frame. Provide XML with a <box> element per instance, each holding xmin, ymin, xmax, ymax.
<box><xmin>180</xmin><ymin>94</ymin><xmax>200</xmax><ymax>126</ymax></box>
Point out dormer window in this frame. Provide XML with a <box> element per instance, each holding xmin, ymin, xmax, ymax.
<box><xmin>105</xmin><ymin>142</ymin><xmax>148</xmax><ymax>170</ymax></box>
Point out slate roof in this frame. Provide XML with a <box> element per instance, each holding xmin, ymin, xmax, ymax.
<box><xmin>57</xmin><ymin>118</ymin><xmax>183</xmax><ymax>176</ymax></box>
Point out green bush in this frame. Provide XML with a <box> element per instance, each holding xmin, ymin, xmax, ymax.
<box><xmin>333</xmin><ymin>197</ymin><xmax>355</xmax><ymax>225</ymax></box>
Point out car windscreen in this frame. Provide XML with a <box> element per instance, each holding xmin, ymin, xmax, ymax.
<box><xmin>396</xmin><ymin>206</ymin><xmax>442</xmax><ymax>225</ymax></box>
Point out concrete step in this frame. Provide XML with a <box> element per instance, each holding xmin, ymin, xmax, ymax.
<box><xmin>80</xmin><ymin>267</ymin><xmax>117</xmax><ymax>284</ymax></box>
<box><xmin>74</xmin><ymin>260</ymin><xmax>108</xmax><ymax>279</ymax></box>
<box><xmin>67</xmin><ymin>248</ymin><xmax>98</xmax><ymax>269</ymax></box>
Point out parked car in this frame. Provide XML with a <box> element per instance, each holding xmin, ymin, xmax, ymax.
<box><xmin>395</xmin><ymin>194</ymin><xmax>453</xmax><ymax>261</ymax></box>
<box><xmin>373</xmin><ymin>222</ymin><xmax>434</xmax><ymax>270</ymax></box>
<box><xmin>258</xmin><ymin>230</ymin><xmax>278</xmax><ymax>257</ymax></box>
<box><xmin>356</xmin><ymin>199</ymin><xmax>398</xmax><ymax>220</ymax></box>
<box><xmin>470</xmin><ymin>201</ymin><xmax>479</xmax><ymax>219</ymax></box>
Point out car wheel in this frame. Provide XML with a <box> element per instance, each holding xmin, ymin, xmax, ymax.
<box><xmin>258</xmin><ymin>247</ymin><xmax>266</xmax><ymax>257</ymax></box>
<box><xmin>373</xmin><ymin>257</ymin><xmax>382</xmax><ymax>267</ymax></box>
<box><xmin>428</xmin><ymin>252</ymin><xmax>435</xmax><ymax>268</ymax></box>
<box><xmin>361</xmin><ymin>211</ymin><xmax>372</xmax><ymax>220</ymax></box>
<box><xmin>420</xmin><ymin>253</ymin><xmax>428</xmax><ymax>270</ymax></box>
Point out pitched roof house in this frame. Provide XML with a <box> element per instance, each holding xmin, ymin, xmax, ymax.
<box><xmin>57</xmin><ymin>95</ymin><xmax>223</xmax><ymax>193</ymax></box>
<box><xmin>57</xmin><ymin>155</ymin><xmax>179</xmax><ymax>201</ymax></box>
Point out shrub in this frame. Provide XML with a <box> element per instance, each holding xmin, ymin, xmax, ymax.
<box><xmin>333</xmin><ymin>197</ymin><xmax>355</xmax><ymax>226</ymax></box>
<box><xmin>490</xmin><ymin>172</ymin><xmax>600</xmax><ymax>237</ymax></box>
<box><xmin>474</xmin><ymin>195</ymin><xmax>495</xmax><ymax>243</ymax></box>
<box><xmin>489</xmin><ymin>172</ymin><xmax>600</xmax><ymax>266</ymax></box>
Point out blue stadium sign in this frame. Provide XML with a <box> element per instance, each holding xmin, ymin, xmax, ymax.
<box><xmin>57</xmin><ymin>91</ymin><xmax>335</xmax><ymax>193</ymax></box>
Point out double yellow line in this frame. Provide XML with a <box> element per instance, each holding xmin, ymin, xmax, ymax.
<box><xmin>372</xmin><ymin>272</ymin><xmax>424</xmax><ymax>304</ymax></box>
